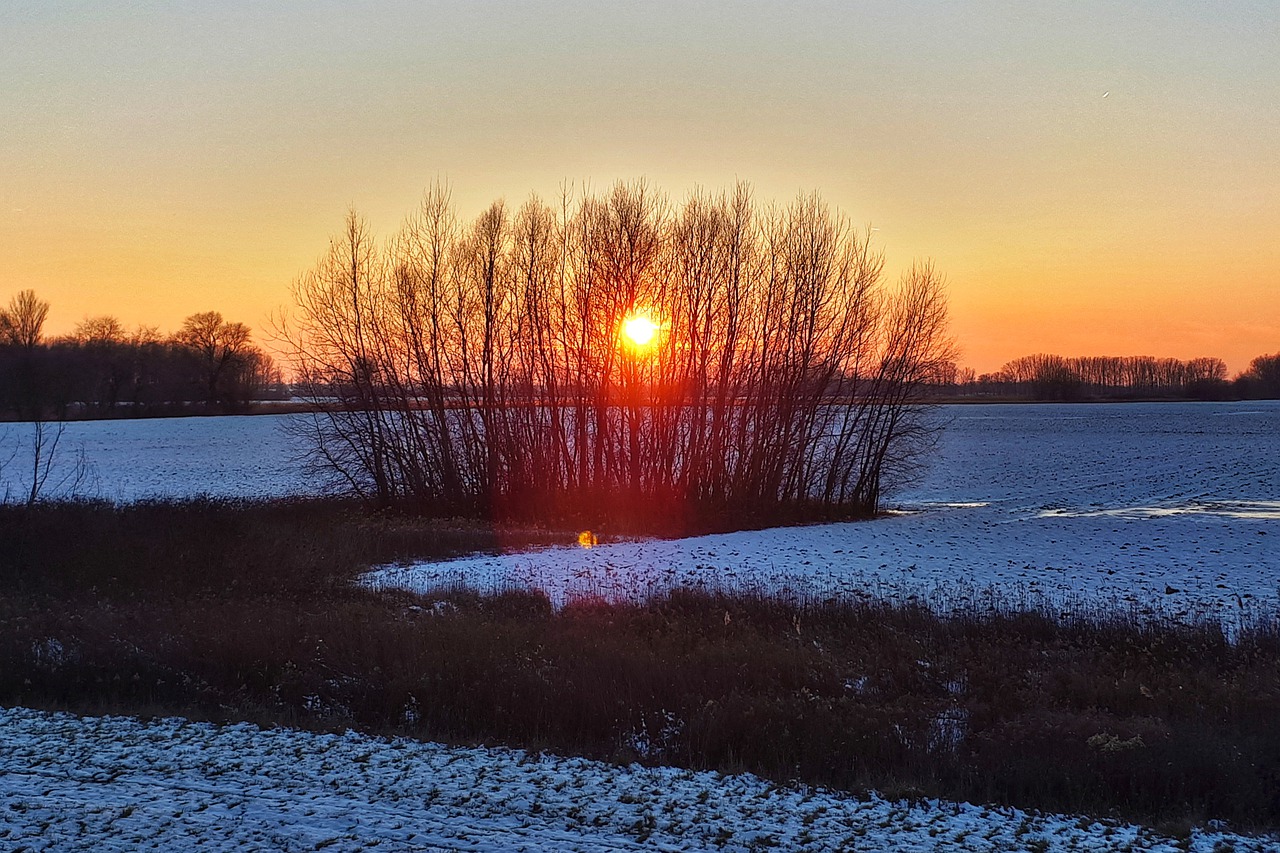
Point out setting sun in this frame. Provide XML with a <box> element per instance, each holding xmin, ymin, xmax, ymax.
<box><xmin>622</xmin><ymin>315</ymin><xmax>658</xmax><ymax>348</ymax></box>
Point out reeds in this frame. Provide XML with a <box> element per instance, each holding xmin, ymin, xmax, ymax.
<box><xmin>2</xmin><ymin>500</ymin><xmax>1277</xmax><ymax>831</ymax></box>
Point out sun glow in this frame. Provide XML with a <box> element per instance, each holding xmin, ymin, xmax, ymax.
<box><xmin>622</xmin><ymin>315</ymin><xmax>658</xmax><ymax>348</ymax></box>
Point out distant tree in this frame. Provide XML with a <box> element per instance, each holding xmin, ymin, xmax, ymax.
<box><xmin>1239</xmin><ymin>353</ymin><xmax>1280</xmax><ymax>399</ymax></box>
<box><xmin>929</xmin><ymin>360</ymin><xmax>959</xmax><ymax>387</ymax></box>
<box><xmin>0</xmin><ymin>290</ymin><xmax>55</xmax><ymax>418</ymax></box>
<box><xmin>1181</xmin><ymin>356</ymin><xmax>1229</xmax><ymax>400</ymax></box>
<box><xmin>0</xmin><ymin>290</ymin><xmax>50</xmax><ymax>350</ymax></box>
<box><xmin>172</xmin><ymin>311</ymin><xmax>268</xmax><ymax>410</ymax></box>
<box><xmin>130</xmin><ymin>324</ymin><xmax>162</xmax><ymax>346</ymax></box>
<box><xmin>0</xmin><ymin>296</ymin><xmax>282</xmax><ymax>419</ymax></box>
<box><xmin>72</xmin><ymin>315</ymin><xmax>126</xmax><ymax>345</ymax></box>
<box><xmin>1185</xmin><ymin>357</ymin><xmax>1228</xmax><ymax>385</ymax></box>
<box><xmin>997</xmin><ymin>354</ymin><xmax>1082</xmax><ymax>400</ymax></box>
<box><xmin>992</xmin><ymin>352</ymin><xmax>1235</xmax><ymax>400</ymax></box>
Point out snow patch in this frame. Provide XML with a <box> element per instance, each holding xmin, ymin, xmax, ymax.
<box><xmin>1</xmin><ymin>706</ymin><xmax>1273</xmax><ymax>852</ymax></box>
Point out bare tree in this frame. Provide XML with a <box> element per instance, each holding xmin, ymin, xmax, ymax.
<box><xmin>1</xmin><ymin>290</ymin><xmax>55</xmax><ymax>419</ymax></box>
<box><xmin>846</xmin><ymin>262</ymin><xmax>957</xmax><ymax>510</ymax></box>
<box><xmin>72</xmin><ymin>315</ymin><xmax>126</xmax><ymax>345</ymax></box>
<box><xmin>0</xmin><ymin>290</ymin><xmax>50</xmax><ymax>350</ymax></box>
<box><xmin>283</xmin><ymin>182</ymin><xmax>956</xmax><ymax>522</ymax></box>
<box><xmin>1241</xmin><ymin>353</ymin><xmax>1280</xmax><ymax>399</ymax></box>
<box><xmin>0</xmin><ymin>420</ymin><xmax>95</xmax><ymax>505</ymax></box>
<box><xmin>24</xmin><ymin>421</ymin><xmax>67</xmax><ymax>505</ymax></box>
<box><xmin>172</xmin><ymin>311</ymin><xmax>266</xmax><ymax>410</ymax></box>
<box><xmin>281</xmin><ymin>210</ymin><xmax>400</xmax><ymax>501</ymax></box>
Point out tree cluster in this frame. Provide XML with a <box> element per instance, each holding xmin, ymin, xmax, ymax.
<box><xmin>281</xmin><ymin>181</ymin><xmax>955</xmax><ymax>521</ymax></box>
<box><xmin>1234</xmin><ymin>353</ymin><xmax>1280</xmax><ymax>400</ymax></box>
<box><xmin>958</xmin><ymin>353</ymin><xmax>1266</xmax><ymax>401</ymax></box>
<box><xmin>0</xmin><ymin>290</ymin><xmax>279</xmax><ymax>419</ymax></box>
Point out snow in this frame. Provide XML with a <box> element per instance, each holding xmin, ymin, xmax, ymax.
<box><xmin>0</xmin><ymin>415</ymin><xmax>313</xmax><ymax>502</ymax></box>
<box><xmin>4</xmin><ymin>404</ymin><xmax>1278</xmax><ymax>848</ymax></box>
<box><xmin>1</xmin><ymin>706</ymin><xmax>1272</xmax><ymax>852</ymax></box>
<box><xmin>363</xmin><ymin>506</ymin><xmax>1278</xmax><ymax>623</ymax></box>
<box><xmin>366</xmin><ymin>403</ymin><xmax>1280</xmax><ymax>624</ymax></box>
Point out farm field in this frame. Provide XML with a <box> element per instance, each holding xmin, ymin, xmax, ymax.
<box><xmin>2</xmin><ymin>706</ymin><xmax>1272</xmax><ymax>853</ymax></box>
<box><xmin>366</xmin><ymin>402</ymin><xmax>1280</xmax><ymax>621</ymax></box>
<box><xmin>9</xmin><ymin>2</ymin><xmax>1278</xmax><ymax>848</ymax></box>
<box><xmin>6</xmin><ymin>402</ymin><xmax>1278</xmax><ymax>622</ymax></box>
<box><xmin>3</xmin><ymin>401</ymin><xmax>1278</xmax><ymax>849</ymax></box>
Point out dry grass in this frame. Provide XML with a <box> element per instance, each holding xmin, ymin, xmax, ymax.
<box><xmin>2</xmin><ymin>499</ymin><xmax>1278</xmax><ymax>831</ymax></box>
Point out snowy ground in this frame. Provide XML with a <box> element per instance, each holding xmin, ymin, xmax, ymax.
<box><xmin>364</xmin><ymin>505</ymin><xmax>1278</xmax><ymax>623</ymax></box>
<box><xmin>0</xmin><ymin>415</ymin><xmax>313</xmax><ymax>503</ymax></box>
<box><xmin>10</xmin><ymin>404</ymin><xmax>1277</xmax><ymax>623</ymax></box>
<box><xmin>5</xmin><ymin>404</ymin><xmax>1278</xmax><ymax>848</ymax></box>
<box><xmin>367</xmin><ymin>403</ymin><xmax>1280</xmax><ymax>624</ymax></box>
<box><xmin>1</xmin><ymin>706</ymin><xmax>1272</xmax><ymax>852</ymax></box>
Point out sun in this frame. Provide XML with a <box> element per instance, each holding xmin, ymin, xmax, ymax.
<box><xmin>622</xmin><ymin>315</ymin><xmax>658</xmax><ymax>348</ymax></box>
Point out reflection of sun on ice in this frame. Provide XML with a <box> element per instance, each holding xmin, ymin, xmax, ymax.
<box><xmin>622</xmin><ymin>315</ymin><xmax>658</xmax><ymax>348</ymax></box>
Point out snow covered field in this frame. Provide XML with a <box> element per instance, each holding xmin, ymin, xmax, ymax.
<box><xmin>367</xmin><ymin>402</ymin><xmax>1280</xmax><ymax>622</ymax></box>
<box><xmin>0</xmin><ymin>414</ymin><xmax>313</xmax><ymax>502</ymax></box>
<box><xmin>4</xmin><ymin>404</ymin><xmax>1278</xmax><ymax>849</ymax></box>
<box><xmin>1</xmin><ymin>706</ymin><xmax>1272</xmax><ymax>852</ymax></box>
<box><xmin>6</xmin><ymin>402</ymin><xmax>1277</xmax><ymax>619</ymax></box>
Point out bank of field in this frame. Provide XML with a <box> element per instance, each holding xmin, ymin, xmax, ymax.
<box><xmin>4</xmin><ymin>707</ymin><xmax>1275</xmax><ymax>853</ymax></box>
<box><xmin>2</xmin><ymin>499</ymin><xmax>1278</xmax><ymax>837</ymax></box>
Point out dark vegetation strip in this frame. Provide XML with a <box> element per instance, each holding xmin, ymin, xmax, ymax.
<box><xmin>2</xmin><ymin>499</ymin><xmax>1278</xmax><ymax>833</ymax></box>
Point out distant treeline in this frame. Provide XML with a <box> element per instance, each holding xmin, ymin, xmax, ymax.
<box><xmin>3</xmin><ymin>282</ymin><xmax>1275</xmax><ymax>424</ymax></box>
<box><xmin>939</xmin><ymin>352</ymin><xmax>1280</xmax><ymax>401</ymax></box>
<box><xmin>0</xmin><ymin>290</ymin><xmax>283</xmax><ymax>420</ymax></box>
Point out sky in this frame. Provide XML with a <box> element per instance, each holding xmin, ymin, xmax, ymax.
<box><xmin>2</xmin><ymin>1</ymin><xmax>1277</xmax><ymax>374</ymax></box>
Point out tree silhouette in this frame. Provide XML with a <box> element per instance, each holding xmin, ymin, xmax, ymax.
<box><xmin>0</xmin><ymin>290</ymin><xmax>50</xmax><ymax>350</ymax></box>
<box><xmin>173</xmin><ymin>311</ymin><xmax>258</xmax><ymax>410</ymax></box>
<box><xmin>281</xmin><ymin>181</ymin><xmax>957</xmax><ymax>522</ymax></box>
<box><xmin>1241</xmin><ymin>353</ymin><xmax>1280</xmax><ymax>399</ymax></box>
<box><xmin>72</xmin><ymin>315</ymin><xmax>126</xmax><ymax>345</ymax></box>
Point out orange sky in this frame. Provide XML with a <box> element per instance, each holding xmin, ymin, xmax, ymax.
<box><xmin>3</xmin><ymin>2</ymin><xmax>1277</xmax><ymax>374</ymax></box>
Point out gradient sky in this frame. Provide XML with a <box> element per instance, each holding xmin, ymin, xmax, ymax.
<box><xmin>3</xmin><ymin>1</ymin><xmax>1277</xmax><ymax>373</ymax></box>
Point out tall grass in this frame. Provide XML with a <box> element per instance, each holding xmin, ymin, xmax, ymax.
<box><xmin>2</xmin><ymin>500</ymin><xmax>1277</xmax><ymax>831</ymax></box>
